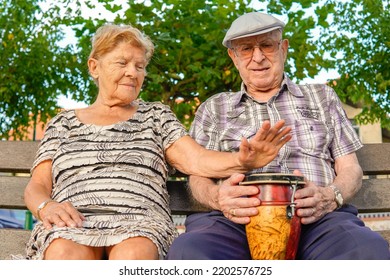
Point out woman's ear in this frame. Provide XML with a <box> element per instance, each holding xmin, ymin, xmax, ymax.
<box><xmin>88</xmin><ymin>58</ymin><xmax>99</xmax><ymax>79</ymax></box>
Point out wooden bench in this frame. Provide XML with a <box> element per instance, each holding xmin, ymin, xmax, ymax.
<box><xmin>1</xmin><ymin>141</ymin><xmax>389</xmax><ymax>259</ymax></box>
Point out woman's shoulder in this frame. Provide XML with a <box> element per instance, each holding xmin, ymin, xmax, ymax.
<box><xmin>137</xmin><ymin>100</ymin><xmax>172</xmax><ymax>112</ymax></box>
<box><xmin>46</xmin><ymin>109</ymin><xmax>77</xmax><ymax>128</ymax></box>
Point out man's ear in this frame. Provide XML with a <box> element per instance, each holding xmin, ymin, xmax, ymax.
<box><xmin>281</xmin><ymin>39</ymin><xmax>289</xmax><ymax>62</ymax></box>
<box><xmin>228</xmin><ymin>48</ymin><xmax>238</xmax><ymax>67</ymax></box>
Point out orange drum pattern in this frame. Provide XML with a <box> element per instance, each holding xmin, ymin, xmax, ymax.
<box><xmin>240</xmin><ymin>173</ymin><xmax>305</xmax><ymax>260</ymax></box>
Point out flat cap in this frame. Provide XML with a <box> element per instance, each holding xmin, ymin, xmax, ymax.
<box><xmin>222</xmin><ymin>12</ymin><xmax>285</xmax><ymax>48</ymax></box>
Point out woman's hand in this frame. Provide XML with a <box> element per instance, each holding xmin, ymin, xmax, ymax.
<box><xmin>237</xmin><ymin>119</ymin><xmax>292</xmax><ymax>169</ymax></box>
<box><xmin>39</xmin><ymin>201</ymin><xmax>85</xmax><ymax>230</ymax></box>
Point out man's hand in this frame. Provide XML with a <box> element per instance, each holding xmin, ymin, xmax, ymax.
<box><xmin>218</xmin><ymin>173</ymin><xmax>261</xmax><ymax>224</ymax></box>
<box><xmin>293</xmin><ymin>170</ymin><xmax>336</xmax><ymax>224</ymax></box>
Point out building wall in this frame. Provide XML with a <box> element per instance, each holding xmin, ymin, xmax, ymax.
<box><xmin>359</xmin><ymin>122</ymin><xmax>383</xmax><ymax>143</ymax></box>
<box><xmin>342</xmin><ymin>103</ymin><xmax>383</xmax><ymax>144</ymax></box>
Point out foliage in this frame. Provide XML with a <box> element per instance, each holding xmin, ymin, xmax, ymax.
<box><xmin>1</xmin><ymin>0</ymin><xmax>388</xmax><ymax>140</ymax></box>
<box><xmin>65</xmin><ymin>0</ymin><xmax>331</xmax><ymax>128</ymax></box>
<box><xmin>0</xmin><ymin>0</ymin><xmax>83</xmax><ymax>139</ymax></box>
<box><xmin>320</xmin><ymin>0</ymin><xmax>389</xmax><ymax>128</ymax></box>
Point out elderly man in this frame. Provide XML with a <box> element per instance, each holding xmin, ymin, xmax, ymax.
<box><xmin>166</xmin><ymin>12</ymin><xmax>390</xmax><ymax>260</ymax></box>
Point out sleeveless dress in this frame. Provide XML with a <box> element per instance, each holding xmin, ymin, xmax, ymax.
<box><xmin>23</xmin><ymin>101</ymin><xmax>187</xmax><ymax>259</ymax></box>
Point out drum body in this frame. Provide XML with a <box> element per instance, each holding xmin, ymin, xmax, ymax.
<box><xmin>240</xmin><ymin>173</ymin><xmax>305</xmax><ymax>260</ymax></box>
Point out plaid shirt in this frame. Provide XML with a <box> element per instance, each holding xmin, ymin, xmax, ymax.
<box><xmin>189</xmin><ymin>74</ymin><xmax>363</xmax><ymax>187</ymax></box>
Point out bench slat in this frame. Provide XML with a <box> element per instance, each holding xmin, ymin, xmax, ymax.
<box><xmin>0</xmin><ymin>229</ymin><xmax>31</xmax><ymax>260</ymax></box>
<box><xmin>356</xmin><ymin>143</ymin><xmax>390</xmax><ymax>175</ymax></box>
<box><xmin>1</xmin><ymin>141</ymin><xmax>390</xmax><ymax>175</ymax></box>
<box><xmin>0</xmin><ymin>177</ymin><xmax>208</xmax><ymax>214</ymax></box>
<box><xmin>167</xmin><ymin>181</ymin><xmax>207</xmax><ymax>214</ymax></box>
<box><xmin>0</xmin><ymin>176</ymin><xmax>29</xmax><ymax>209</ymax></box>
<box><xmin>2</xmin><ymin>176</ymin><xmax>389</xmax><ymax>214</ymax></box>
<box><xmin>0</xmin><ymin>141</ymin><xmax>39</xmax><ymax>173</ymax></box>
<box><xmin>350</xmin><ymin>178</ymin><xmax>390</xmax><ymax>212</ymax></box>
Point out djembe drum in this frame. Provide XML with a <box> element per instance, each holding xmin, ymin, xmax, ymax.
<box><xmin>240</xmin><ymin>173</ymin><xmax>305</xmax><ymax>260</ymax></box>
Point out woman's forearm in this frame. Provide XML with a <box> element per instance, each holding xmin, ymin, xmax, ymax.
<box><xmin>24</xmin><ymin>161</ymin><xmax>54</xmax><ymax>219</ymax></box>
<box><xmin>167</xmin><ymin>119</ymin><xmax>291</xmax><ymax>178</ymax></box>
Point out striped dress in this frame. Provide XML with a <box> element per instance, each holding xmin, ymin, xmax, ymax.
<box><xmin>24</xmin><ymin>101</ymin><xmax>188</xmax><ymax>259</ymax></box>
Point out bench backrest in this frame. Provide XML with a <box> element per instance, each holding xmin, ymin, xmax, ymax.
<box><xmin>1</xmin><ymin>141</ymin><xmax>390</xmax><ymax>214</ymax></box>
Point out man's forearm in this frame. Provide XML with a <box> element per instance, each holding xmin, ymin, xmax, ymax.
<box><xmin>332</xmin><ymin>166</ymin><xmax>362</xmax><ymax>203</ymax></box>
<box><xmin>332</xmin><ymin>154</ymin><xmax>363</xmax><ymax>202</ymax></box>
<box><xmin>188</xmin><ymin>175</ymin><xmax>220</xmax><ymax>210</ymax></box>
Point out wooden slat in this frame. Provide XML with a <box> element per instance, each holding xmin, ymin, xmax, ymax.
<box><xmin>350</xmin><ymin>178</ymin><xmax>390</xmax><ymax>212</ymax></box>
<box><xmin>0</xmin><ymin>229</ymin><xmax>31</xmax><ymax>260</ymax></box>
<box><xmin>2</xmin><ymin>176</ymin><xmax>389</xmax><ymax>213</ymax></box>
<box><xmin>0</xmin><ymin>176</ymin><xmax>29</xmax><ymax>209</ymax></box>
<box><xmin>167</xmin><ymin>181</ymin><xmax>207</xmax><ymax>214</ymax></box>
<box><xmin>1</xmin><ymin>142</ymin><xmax>389</xmax><ymax>174</ymax></box>
<box><xmin>0</xmin><ymin>141</ymin><xmax>39</xmax><ymax>173</ymax></box>
<box><xmin>0</xmin><ymin>176</ymin><xmax>208</xmax><ymax>214</ymax></box>
<box><xmin>356</xmin><ymin>143</ymin><xmax>390</xmax><ymax>175</ymax></box>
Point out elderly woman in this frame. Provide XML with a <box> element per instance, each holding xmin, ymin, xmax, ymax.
<box><xmin>22</xmin><ymin>24</ymin><xmax>291</xmax><ymax>260</ymax></box>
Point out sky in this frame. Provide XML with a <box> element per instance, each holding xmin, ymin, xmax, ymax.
<box><xmin>54</xmin><ymin>0</ymin><xmax>339</xmax><ymax>109</ymax></box>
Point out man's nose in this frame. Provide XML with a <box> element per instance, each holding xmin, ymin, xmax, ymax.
<box><xmin>252</xmin><ymin>47</ymin><xmax>266</xmax><ymax>61</ymax></box>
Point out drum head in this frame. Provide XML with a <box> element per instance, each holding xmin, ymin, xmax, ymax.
<box><xmin>239</xmin><ymin>173</ymin><xmax>305</xmax><ymax>185</ymax></box>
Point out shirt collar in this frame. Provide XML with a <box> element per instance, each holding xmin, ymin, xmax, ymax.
<box><xmin>227</xmin><ymin>83</ymin><xmax>246</xmax><ymax>106</ymax></box>
<box><xmin>284</xmin><ymin>74</ymin><xmax>304</xmax><ymax>97</ymax></box>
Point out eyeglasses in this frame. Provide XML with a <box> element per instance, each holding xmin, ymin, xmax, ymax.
<box><xmin>232</xmin><ymin>39</ymin><xmax>282</xmax><ymax>59</ymax></box>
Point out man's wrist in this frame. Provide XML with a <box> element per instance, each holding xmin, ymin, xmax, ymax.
<box><xmin>329</xmin><ymin>184</ymin><xmax>344</xmax><ymax>209</ymax></box>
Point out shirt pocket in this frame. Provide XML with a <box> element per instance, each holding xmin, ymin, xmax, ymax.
<box><xmin>219</xmin><ymin>125</ymin><xmax>257</xmax><ymax>152</ymax></box>
<box><xmin>219</xmin><ymin>128</ymin><xmax>245</xmax><ymax>152</ymax></box>
<box><xmin>294</xmin><ymin>120</ymin><xmax>329</xmax><ymax>158</ymax></box>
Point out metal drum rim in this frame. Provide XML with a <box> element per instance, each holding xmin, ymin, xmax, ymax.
<box><xmin>239</xmin><ymin>173</ymin><xmax>305</xmax><ymax>186</ymax></box>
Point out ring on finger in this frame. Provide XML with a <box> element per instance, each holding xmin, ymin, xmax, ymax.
<box><xmin>311</xmin><ymin>207</ymin><xmax>315</xmax><ymax>216</ymax></box>
<box><xmin>229</xmin><ymin>209</ymin><xmax>236</xmax><ymax>216</ymax></box>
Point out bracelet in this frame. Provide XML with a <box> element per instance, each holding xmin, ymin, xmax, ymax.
<box><xmin>36</xmin><ymin>199</ymin><xmax>55</xmax><ymax>221</ymax></box>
